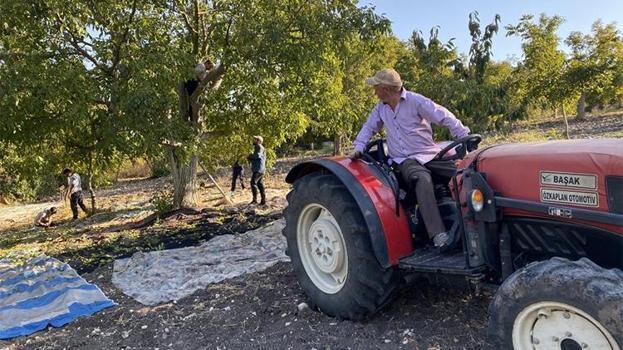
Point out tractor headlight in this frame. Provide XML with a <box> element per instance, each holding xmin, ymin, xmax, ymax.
<box><xmin>471</xmin><ymin>189</ymin><xmax>484</xmax><ymax>212</ymax></box>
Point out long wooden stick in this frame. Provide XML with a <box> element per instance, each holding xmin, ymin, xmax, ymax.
<box><xmin>199</xmin><ymin>163</ymin><xmax>232</xmax><ymax>203</ymax></box>
<box><xmin>59</xmin><ymin>187</ymin><xmax>66</xmax><ymax>207</ymax></box>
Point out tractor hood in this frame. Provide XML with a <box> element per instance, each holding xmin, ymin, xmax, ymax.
<box><xmin>471</xmin><ymin>139</ymin><xmax>623</xmax><ymax>216</ymax></box>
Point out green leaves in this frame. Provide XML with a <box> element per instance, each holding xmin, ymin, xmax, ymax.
<box><xmin>505</xmin><ymin>14</ymin><xmax>567</xmax><ymax>117</ymax></box>
<box><xmin>397</xmin><ymin>13</ymin><xmax>509</xmax><ymax>132</ymax></box>
<box><xmin>2</xmin><ymin>0</ymin><xmax>396</xmax><ymax>198</ymax></box>
<box><xmin>563</xmin><ymin>21</ymin><xmax>623</xmax><ymax>110</ymax></box>
<box><xmin>2</xmin><ymin>1</ymin><xmax>621</xmax><ymax>201</ymax></box>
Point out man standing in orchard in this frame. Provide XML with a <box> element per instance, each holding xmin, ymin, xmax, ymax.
<box><xmin>230</xmin><ymin>159</ymin><xmax>246</xmax><ymax>197</ymax></box>
<box><xmin>247</xmin><ymin>135</ymin><xmax>267</xmax><ymax>206</ymax></box>
<box><xmin>62</xmin><ymin>168</ymin><xmax>90</xmax><ymax>220</ymax></box>
<box><xmin>351</xmin><ymin>68</ymin><xmax>471</xmax><ymax>248</ymax></box>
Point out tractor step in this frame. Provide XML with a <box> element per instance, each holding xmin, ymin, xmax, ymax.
<box><xmin>398</xmin><ymin>247</ymin><xmax>484</xmax><ymax>276</ymax></box>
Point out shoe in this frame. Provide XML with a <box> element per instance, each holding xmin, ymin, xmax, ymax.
<box><xmin>249</xmin><ymin>200</ymin><xmax>258</xmax><ymax>205</ymax></box>
<box><xmin>432</xmin><ymin>232</ymin><xmax>450</xmax><ymax>248</ymax></box>
<box><xmin>259</xmin><ymin>201</ymin><xmax>267</xmax><ymax>206</ymax></box>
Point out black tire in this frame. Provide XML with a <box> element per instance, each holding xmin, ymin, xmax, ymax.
<box><xmin>489</xmin><ymin>257</ymin><xmax>623</xmax><ymax>349</ymax></box>
<box><xmin>283</xmin><ymin>173</ymin><xmax>399</xmax><ymax>320</ymax></box>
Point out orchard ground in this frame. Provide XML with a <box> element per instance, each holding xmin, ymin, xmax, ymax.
<box><xmin>0</xmin><ymin>112</ymin><xmax>621</xmax><ymax>350</ymax></box>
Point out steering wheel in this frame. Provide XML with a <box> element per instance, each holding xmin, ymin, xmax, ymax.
<box><xmin>433</xmin><ymin>134</ymin><xmax>482</xmax><ymax>161</ymax></box>
<box><xmin>363</xmin><ymin>139</ymin><xmax>389</xmax><ymax>164</ymax></box>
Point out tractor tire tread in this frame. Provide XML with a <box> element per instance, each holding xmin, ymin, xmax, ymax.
<box><xmin>282</xmin><ymin>172</ymin><xmax>399</xmax><ymax>321</ymax></box>
<box><xmin>488</xmin><ymin>257</ymin><xmax>623</xmax><ymax>348</ymax></box>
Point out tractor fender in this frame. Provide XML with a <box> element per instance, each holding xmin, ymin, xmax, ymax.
<box><xmin>286</xmin><ymin>157</ymin><xmax>413</xmax><ymax>268</ymax></box>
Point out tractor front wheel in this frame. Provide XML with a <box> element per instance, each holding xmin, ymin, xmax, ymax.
<box><xmin>283</xmin><ymin>173</ymin><xmax>399</xmax><ymax>320</ymax></box>
<box><xmin>489</xmin><ymin>257</ymin><xmax>623</xmax><ymax>349</ymax></box>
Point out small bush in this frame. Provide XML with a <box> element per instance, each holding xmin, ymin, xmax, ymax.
<box><xmin>147</xmin><ymin>153</ymin><xmax>171</xmax><ymax>178</ymax></box>
<box><xmin>545</xmin><ymin>128</ymin><xmax>563</xmax><ymax>140</ymax></box>
<box><xmin>117</xmin><ymin>158</ymin><xmax>152</xmax><ymax>179</ymax></box>
<box><xmin>150</xmin><ymin>189</ymin><xmax>173</xmax><ymax>214</ymax></box>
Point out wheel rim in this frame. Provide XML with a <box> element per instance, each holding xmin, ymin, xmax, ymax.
<box><xmin>297</xmin><ymin>203</ymin><xmax>348</xmax><ymax>294</ymax></box>
<box><xmin>513</xmin><ymin>301</ymin><xmax>620</xmax><ymax>350</ymax></box>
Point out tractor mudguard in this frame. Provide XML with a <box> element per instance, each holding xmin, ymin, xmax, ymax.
<box><xmin>286</xmin><ymin>157</ymin><xmax>413</xmax><ymax>268</ymax></box>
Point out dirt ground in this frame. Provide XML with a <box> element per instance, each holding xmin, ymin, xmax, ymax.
<box><xmin>1</xmin><ymin>260</ymin><xmax>494</xmax><ymax>350</ymax></box>
<box><xmin>0</xmin><ymin>165</ymin><xmax>495</xmax><ymax>350</ymax></box>
<box><xmin>1</xmin><ymin>112</ymin><xmax>621</xmax><ymax>350</ymax></box>
<box><xmin>0</xmin><ymin>198</ymin><xmax>494</xmax><ymax>350</ymax></box>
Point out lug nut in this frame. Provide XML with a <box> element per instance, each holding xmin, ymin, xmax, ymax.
<box><xmin>581</xmin><ymin>343</ymin><xmax>588</xmax><ymax>348</ymax></box>
<box><xmin>565</xmin><ymin>332</ymin><xmax>573</xmax><ymax>338</ymax></box>
<box><xmin>537</xmin><ymin>308</ymin><xmax>551</xmax><ymax>319</ymax></box>
<box><xmin>532</xmin><ymin>337</ymin><xmax>540</xmax><ymax>345</ymax></box>
<box><xmin>563</xmin><ymin>312</ymin><xmax>571</xmax><ymax>319</ymax></box>
<box><xmin>552</xmin><ymin>336</ymin><xmax>560</xmax><ymax>342</ymax></box>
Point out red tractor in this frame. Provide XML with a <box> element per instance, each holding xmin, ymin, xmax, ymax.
<box><xmin>282</xmin><ymin>135</ymin><xmax>623</xmax><ymax>349</ymax></box>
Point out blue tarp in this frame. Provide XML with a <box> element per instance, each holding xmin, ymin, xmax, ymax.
<box><xmin>0</xmin><ymin>256</ymin><xmax>115</xmax><ymax>339</ymax></box>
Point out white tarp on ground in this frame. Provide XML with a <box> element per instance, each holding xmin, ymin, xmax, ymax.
<box><xmin>112</xmin><ymin>219</ymin><xmax>288</xmax><ymax>305</ymax></box>
<box><xmin>0</xmin><ymin>256</ymin><xmax>115</xmax><ymax>339</ymax></box>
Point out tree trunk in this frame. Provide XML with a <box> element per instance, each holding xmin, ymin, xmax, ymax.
<box><xmin>169</xmin><ymin>64</ymin><xmax>226</xmax><ymax>209</ymax></box>
<box><xmin>561</xmin><ymin>104</ymin><xmax>570</xmax><ymax>139</ymax></box>
<box><xmin>87</xmin><ymin>151</ymin><xmax>97</xmax><ymax>213</ymax></box>
<box><xmin>576</xmin><ymin>93</ymin><xmax>586</xmax><ymax>121</ymax></box>
<box><xmin>169</xmin><ymin>148</ymin><xmax>199</xmax><ymax>209</ymax></box>
<box><xmin>172</xmin><ymin>79</ymin><xmax>199</xmax><ymax>209</ymax></box>
<box><xmin>333</xmin><ymin>134</ymin><xmax>342</xmax><ymax>156</ymax></box>
<box><xmin>87</xmin><ymin>174</ymin><xmax>96</xmax><ymax>213</ymax></box>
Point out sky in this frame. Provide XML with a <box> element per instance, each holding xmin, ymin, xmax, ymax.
<box><xmin>362</xmin><ymin>0</ymin><xmax>623</xmax><ymax>62</ymax></box>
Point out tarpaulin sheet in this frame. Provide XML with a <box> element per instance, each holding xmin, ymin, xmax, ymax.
<box><xmin>112</xmin><ymin>219</ymin><xmax>288</xmax><ymax>305</ymax></box>
<box><xmin>0</xmin><ymin>256</ymin><xmax>115</xmax><ymax>339</ymax></box>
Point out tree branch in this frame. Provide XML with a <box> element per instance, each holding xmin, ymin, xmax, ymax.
<box><xmin>175</xmin><ymin>0</ymin><xmax>198</xmax><ymax>36</ymax></box>
<box><xmin>111</xmin><ymin>0</ymin><xmax>138</xmax><ymax>72</ymax></box>
<box><xmin>86</xmin><ymin>0</ymin><xmax>110</xmax><ymax>27</ymax></box>
<box><xmin>282</xmin><ymin>3</ymin><xmax>307</xmax><ymax>34</ymax></box>
<box><xmin>224</xmin><ymin>16</ymin><xmax>234</xmax><ymax>48</ymax></box>
<box><xmin>67</xmin><ymin>35</ymin><xmax>108</xmax><ymax>73</ymax></box>
<box><xmin>220</xmin><ymin>16</ymin><xmax>234</xmax><ymax>65</ymax></box>
<box><xmin>190</xmin><ymin>63</ymin><xmax>226</xmax><ymax>101</ymax></box>
<box><xmin>200</xmin><ymin>130</ymin><xmax>227</xmax><ymax>140</ymax></box>
<box><xmin>192</xmin><ymin>0</ymin><xmax>200</xmax><ymax>54</ymax></box>
<box><xmin>55</xmin><ymin>14</ymin><xmax>111</xmax><ymax>74</ymax></box>
<box><xmin>93</xmin><ymin>99</ymin><xmax>118</xmax><ymax>115</ymax></box>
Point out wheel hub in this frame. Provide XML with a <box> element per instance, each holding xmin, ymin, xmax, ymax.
<box><xmin>309</xmin><ymin>219</ymin><xmax>343</xmax><ymax>274</ymax></box>
<box><xmin>560</xmin><ymin>338</ymin><xmax>583</xmax><ymax>350</ymax></box>
<box><xmin>297</xmin><ymin>204</ymin><xmax>348</xmax><ymax>294</ymax></box>
<box><xmin>513</xmin><ymin>302</ymin><xmax>620</xmax><ymax>350</ymax></box>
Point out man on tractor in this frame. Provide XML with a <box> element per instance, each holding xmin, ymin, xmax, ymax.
<box><xmin>351</xmin><ymin>68</ymin><xmax>471</xmax><ymax>248</ymax></box>
<box><xmin>284</xmin><ymin>68</ymin><xmax>623</xmax><ymax>345</ymax></box>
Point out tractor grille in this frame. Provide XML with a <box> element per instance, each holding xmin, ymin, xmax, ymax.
<box><xmin>507</xmin><ymin>217</ymin><xmax>623</xmax><ymax>270</ymax></box>
<box><xmin>508</xmin><ymin>219</ymin><xmax>587</xmax><ymax>257</ymax></box>
<box><xmin>606</xmin><ymin>176</ymin><xmax>623</xmax><ymax>214</ymax></box>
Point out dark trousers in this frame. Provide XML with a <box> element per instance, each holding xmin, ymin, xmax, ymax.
<box><xmin>231</xmin><ymin>173</ymin><xmax>246</xmax><ymax>191</ymax></box>
<box><xmin>250</xmin><ymin>172</ymin><xmax>266</xmax><ymax>203</ymax></box>
<box><xmin>70</xmin><ymin>191</ymin><xmax>89</xmax><ymax>219</ymax></box>
<box><xmin>398</xmin><ymin>159</ymin><xmax>455</xmax><ymax>238</ymax></box>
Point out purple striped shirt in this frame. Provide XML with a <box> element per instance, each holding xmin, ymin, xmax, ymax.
<box><xmin>353</xmin><ymin>89</ymin><xmax>470</xmax><ymax>165</ymax></box>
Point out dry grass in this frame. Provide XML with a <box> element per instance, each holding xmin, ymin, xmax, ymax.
<box><xmin>0</xmin><ymin>169</ymin><xmax>291</xmax><ymax>268</ymax></box>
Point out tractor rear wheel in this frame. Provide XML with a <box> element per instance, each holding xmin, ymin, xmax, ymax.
<box><xmin>489</xmin><ymin>257</ymin><xmax>623</xmax><ymax>349</ymax></box>
<box><xmin>283</xmin><ymin>173</ymin><xmax>399</xmax><ymax>320</ymax></box>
